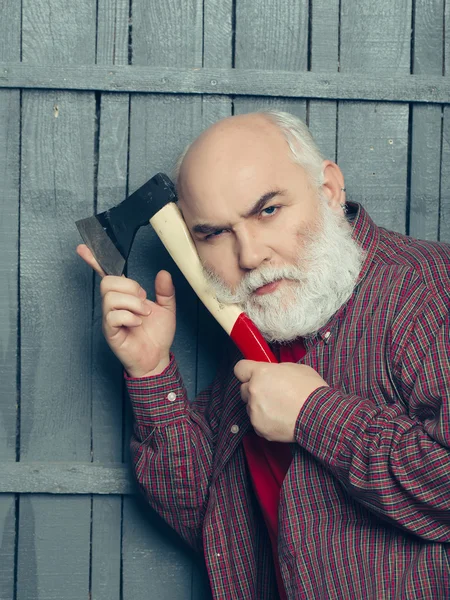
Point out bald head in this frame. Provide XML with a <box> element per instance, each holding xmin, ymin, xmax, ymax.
<box><xmin>178</xmin><ymin>113</ymin><xmax>293</xmax><ymax>204</ymax></box>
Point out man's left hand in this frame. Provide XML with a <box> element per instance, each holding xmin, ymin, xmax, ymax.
<box><xmin>234</xmin><ymin>361</ymin><xmax>329</xmax><ymax>442</ymax></box>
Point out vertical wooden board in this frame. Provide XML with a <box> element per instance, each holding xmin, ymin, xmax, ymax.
<box><xmin>21</xmin><ymin>0</ymin><xmax>96</xmax><ymax>65</ymax></box>
<box><xmin>96</xmin><ymin>0</ymin><xmax>130</xmax><ymax>65</ymax></box>
<box><xmin>235</xmin><ymin>1</ymin><xmax>309</xmax><ymax>71</ymax></box>
<box><xmin>308</xmin><ymin>0</ymin><xmax>340</xmax><ymax>161</ymax></box>
<box><xmin>18</xmin><ymin>88</ymin><xmax>96</xmax><ymax>600</ymax></box>
<box><xmin>409</xmin><ymin>0</ymin><xmax>444</xmax><ymax>241</ymax></box>
<box><xmin>90</xmin><ymin>93</ymin><xmax>129</xmax><ymax>600</ymax></box>
<box><xmin>337</xmin><ymin>103</ymin><xmax>409</xmax><ymax>232</ymax></box>
<box><xmin>19</xmin><ymin>2</ymin><xmax>97</xmax><ymax>598</ymax></box>
<box><xmin>17</xmin><ymin>496</ymin><xmax>91</xmax><ymax>600</ymax></box>
<box><xmin>0</xmin><ymin>91</ymin><xmax>20</xmax><ymax>457</ymax></box>
<box><xmin>0</xmin><ymin>3</ymin><xmax>22</xmax><ymax>597</ymax></box>
<box><xmin>409</xmin><ymin>105</ymin><xmax>442</xmax><ymax>240</ymax></box>
<box><xmin>20</xmin><ymin>91</ymin><xmax>95</xmax><ymax>461</ymax></box>
<box><xmin>338</xmin><ymin>0</ymin><xmax>411</xmax><ymax>231</ymax></box>
<box><xmin>440</xmin><ymin>106</ymin><xmax>450</xmax><ymax>243</ymax></box>
<box><xmin>92</xmin><ymin>6</ymin><xmax>131</xmax><ymax>598</ymax></box>
<box><xmin>0</xmin><ymin>90</ymin><xmax>19</xmax><ymax>600</ymax></box>
<box><xmin>122</xmin><ymin>499</ymin><xmax>193</xmax><ymax>600</ymax></box>
<box><xmin>132</xmin><ymin>0</ymin><xmax>203</xmax><ymax>67</ymax></box>
<box><xmin>91</xmin><ymin>495</ymin><xmax>122</xmax><ymax>600</ymax></box>
<box><xmin>234</xmin><ymin>2</ymin><xmax>308</xmax><ymax>128</ymax></box>
<box><xmin>0</xmin><ymin>497</ymin><xmax>15</xmax><ymax>600</ymax></box>
<box><xmin>340</xmin><ymin>0</ymin><xmax>411</xmax><ymax>74</ymax></box>
<box><xmin>203</xmin><ymin>0</ymin><xmax>233</xmax><ymax>68</ymax></box>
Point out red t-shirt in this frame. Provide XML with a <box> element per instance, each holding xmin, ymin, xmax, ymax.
<box><xmin>242</xmin><ymin>340</ymin><xmax>306</xmax><ymax>600</ymax></box>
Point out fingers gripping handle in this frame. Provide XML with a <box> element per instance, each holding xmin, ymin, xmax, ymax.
<box><xmin>150</xmin><ymin>203</ymin><xmax>278</xmax><ymax>364</ymax></box>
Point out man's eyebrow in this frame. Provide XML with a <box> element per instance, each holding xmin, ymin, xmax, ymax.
<box><xmin>192</xmin><ymin>189</ymin><xmax>285</xmax><ymax>235</ymax></box>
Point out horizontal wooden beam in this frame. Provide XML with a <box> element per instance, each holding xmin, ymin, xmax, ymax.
<box><xmin>0</xmin><ymin>64</ymin><xmax>448</xmax><ymax>104</ymax></box>
<box><xmin>0</xmin><ymin>462</ymin><xmax>135</xmax><ymax>495</ymax></box>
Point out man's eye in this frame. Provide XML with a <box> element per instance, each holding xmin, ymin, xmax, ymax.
<box><xmin>261</xmin><ymin>205</ymin><xmax>279</xmax><ymax>217</ymax></box>
<box><xmin>205</xmin><ymin>229</ymin><xmax>226</xmax><ymax>240</ymax></box>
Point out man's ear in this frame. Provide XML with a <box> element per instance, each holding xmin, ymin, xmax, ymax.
<box><xmin>320</xmin><ymin>161</ymin><xmax>346</xmax><ymax>212</ymax></box>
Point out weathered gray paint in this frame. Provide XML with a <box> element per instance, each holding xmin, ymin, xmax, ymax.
<box><xmin>1</xmin><ymin>64</ymin><xmax>450</xmax><ymax>104</ymax></box>
<box><xmin>409</xmin><ymin>0</ymin><xmax>444</xmax><ymax>240</ymax></box>
<box><xmin>0</xmin><ymin>1</ymin><xmax>20</xmax><ymax>597</ymax></box>
<box><xmin>0</xmin><ymin>0</ymin><xmax>448</xmax><ymax>598</ymax></box>
<box><xmin>338</xmin><ymin>0</ymin><xmax>411</xmax><ymax>232</ymax></box>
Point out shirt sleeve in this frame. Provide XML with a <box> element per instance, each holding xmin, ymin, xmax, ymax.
<box><xmin>294</xmin><ymin>296</ymin><xmax>450</xmax><ymax>542</ymax></box>
<box><xmin>127</xmin><ymin>353</ymin><xmax>230</xmax><ymax>552</ymax></box>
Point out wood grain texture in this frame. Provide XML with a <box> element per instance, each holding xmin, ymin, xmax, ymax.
<box><xmin>122</xmin><ymin>498</ymin><xmax>193</xmax><ymax>600</ymax></box>
<box><xmin>92</xmin><ymin>5</ymin><xmax>131</xmax><ymax>597</ymax></box>
<box><xmin>234</xmin><ymin>1</ymin><xmax>308</xmax><ymax>121</ymax></box>
<box><xmin>132</xmin><ymin>0</ymin><xmax>202</xmax><ymax>67</ymax></box>
<box><xmin>2</xmin><ymin>63</ymin><xmax>450</xmax><ymax>103</ymax></box>
<box><xmin>16</xmin><ymin>496</ymin><xmax>90</xmax><ymax>600</ymax></box>
<box><xmin>0</xmin><ymin>497</ymin><xmax>15</xmax><ymax>600</ymax></box>
<box><xmin>96</xmin><ymin>0</ymin><xmax>130</xmax><ymax>66</ymax></box>
<box><xmin>235</xmin><ymin>1</ymin><xmax>309</xmax><ymax>71</ymax></box>
<box><xmin>0</xmin><ymin>2</ymin><xmax>21</xmax><ymax>598</ymax></box>
<box><xmin>308</xmin><ymin>0</ymin><xmax>340</xmax><ymax>161</ymax></box>
<box><xmin>0</xmin><ymin>91</ymin><xmax>20</xmax><ymax>460</ymax></box>
<box><xmin>409</xmin><ymin>0</ymin><xmax>444</xmax><ymax>240</ymax></box>
<box><xmin>17</xmin><ymin>2</ymin><xmax>97</xmax><ymax>598</ymax></box>
<box><xmin>338</xmin><ymin>0</ymin><xmax>411</xmax><ymax>232</ymax></box>
<box><xmin>0</xmin><ymin>462</ymin><xmax>133</xmax><ymax>494</ymax></box>
<box><xmin>441</xmin><ymin>109</ymin><xmax>450</xmax><ymax>243</ymax></box>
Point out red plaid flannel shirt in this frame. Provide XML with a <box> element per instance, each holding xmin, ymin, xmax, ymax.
<box><xmin>128</xmin><ymin>203</ymin><xmax>450</xmax><ymax>599</ymax></box>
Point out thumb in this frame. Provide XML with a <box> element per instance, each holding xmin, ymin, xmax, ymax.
<box><xmin>155</xmin><ymin>270</ymin><xmax>176</xmax><ymax>313</ymax></box>
<box><xmin>234</xmin><ymin>359</ymin><xmax>257</xmax><ymax>383</ymax></box>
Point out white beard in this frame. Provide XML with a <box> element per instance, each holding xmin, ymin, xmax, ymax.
<box><xmin>202</xmin><ymin>197</ymin><xmax>366</xmax><ymax>343</ymax></box>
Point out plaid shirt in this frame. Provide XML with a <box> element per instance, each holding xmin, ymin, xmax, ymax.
<box><xmin>128</xmin><ymin>203</ymin><xmax>450</xmax><ymax>599</ymax></box>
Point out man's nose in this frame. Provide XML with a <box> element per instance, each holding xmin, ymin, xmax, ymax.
<box><xmin>236</xmin><ymin>231</ymin><xmax>271</xmax><ymax>271</ymax></box>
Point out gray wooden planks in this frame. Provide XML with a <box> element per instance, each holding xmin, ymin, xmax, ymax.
<box><xmin>409</xmin><ymin>0</ymin><xmax>444</xmax><ymax>241</ymax></box>
<box><xmin>2</xmin><ymin>64</ymin><xmax>450</xmax><ymax>104</ymax></box>
<box><xmin>442</xmin><ymin>6</ymin><xmax>450</xmax><ymax>243</ymax></box>
<box><xmin>308</xmin><ymin>0</ymin><xmax>340</xmax><ymax>161</ymax></box>
<box><xmin>234</xmin><ymin>1</ymin><xmax>309</xmax><ymax>117</ymax></box>
<box><xmin>0</xmin><ymin>1</ymin><xmax>21</xmax><ymax>598</ymax></box>
<box><xmin>17</xmin><ymin>1</ymin><xmax>97</xmax><ymax>598</ymax></box>
<box><xmin>91</xmin><ymin>4</ymin><xmax>131</xmax><ymax>599</ymax></box>
<box><xmin>337</xmin><ymin>0</ymin><xmax>411</xmax><ymax>233</ymax></box>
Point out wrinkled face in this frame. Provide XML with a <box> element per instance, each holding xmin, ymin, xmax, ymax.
<box><xmin>178</xmin><ymin>120</ymin><xmax>327</xmax><ymax>297</ymax></box>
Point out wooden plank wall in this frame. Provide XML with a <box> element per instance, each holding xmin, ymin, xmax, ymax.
<box><xmin>0</xmin><ymin>1</ymin><xmax>448</xmax><ymax>598</ymax></box>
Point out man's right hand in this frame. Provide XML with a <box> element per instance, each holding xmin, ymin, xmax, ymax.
<box><xmin>76</xmin><ymin>244</ymin><xmax>176</xmax><ymax>378</ymax></box>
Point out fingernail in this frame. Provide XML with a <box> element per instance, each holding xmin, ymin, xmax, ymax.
<box><xmin>138</xmin><ymin>288</ymin><xmax>146</xmax><ymax>299</ymax></box>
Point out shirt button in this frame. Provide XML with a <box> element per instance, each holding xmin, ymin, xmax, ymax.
<box><xmin>167</xmin><ymin>392</ymin><xmax>177</xmax><ymax>402</ymax></box>
<box><xmin>230</xmin><ymin>424</ymin><xmax>239</xmax><ymax>434</ymax></box>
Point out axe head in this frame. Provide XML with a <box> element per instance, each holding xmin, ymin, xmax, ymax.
<box><xmin>76</xmin><ymin>172</ymin><xmax>177</xmax><ymax>275</ymax></box>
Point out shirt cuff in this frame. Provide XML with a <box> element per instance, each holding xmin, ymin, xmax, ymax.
<box><xmin>126</xmin><ymin>355</ymin><xmax>188</xmax><ymax>431</ymax></box>
<box><xmin>294</xmin><ymin>387</ymin><xmax>377</xmax><ymax>469</ymax></box>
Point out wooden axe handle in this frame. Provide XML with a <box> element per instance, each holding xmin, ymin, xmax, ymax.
<box><xmin>150</xmin><ymin>203</ymin><xmax>277</xmax><ymax>363</ymax></box>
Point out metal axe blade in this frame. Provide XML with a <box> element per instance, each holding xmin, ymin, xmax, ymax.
<box><xmin>75</xmin><ymin>172</ymin><xmax>177</xmax><ymax>276</ymax></box>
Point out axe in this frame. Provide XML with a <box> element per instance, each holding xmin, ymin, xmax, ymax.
<box><xmin>76</xmin><ymin>172</ymin><xmax>277</xmax><ymax>363</ymax></box>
